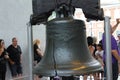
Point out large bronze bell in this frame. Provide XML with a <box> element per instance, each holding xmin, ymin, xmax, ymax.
<box><xmin>33</xmin><ymin>16</ymin><xmax>102</xmax><ymax>76</ymax></box>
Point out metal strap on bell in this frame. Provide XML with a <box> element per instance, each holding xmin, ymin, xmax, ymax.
<box><xmin>33</xmin><ymin>4</ymin><xmax>102</xmax><ymax>77</ymax></box>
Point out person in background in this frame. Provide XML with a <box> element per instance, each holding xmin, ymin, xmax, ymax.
<box><xmin>33</xmin><ymin>39</ymin><xmax>43</xmax><ymax>80</ymax></box>
<box><xmin>83</xmin><ymin>36</ymin><xmax>96</xmax><ymax>80</ymax></box>
<box><xmin>0</xmin><ymin>39</ymin><xmax>9</xmax><ymax>80</ymax></box>
<box><xmin>33</xmin><ymin>39</ymin><xmax>43</xmax><ymax>64</ymax></box>
<box><xmin>92</xmin><ymin>36</ymin><xmax>98</xmax><ymax>59</ymax></box>
<box><xmin>87</xmin><ymin>36</ymin><xmax>95</xmax><ymax>56</ymax></box>
<box><xmin>95</xmin><ymin>44</ymin><xmax>104</xmax><ymax>79</ymax></box>
<box><xmin>117</xmin><ymin>34</ymin><xmax>120</xmax><ymax>74</ymax></box>
<box><xmin>102</xmin><ymin>19</ymin><xmax>120</xmax><ymax>80</ymax></box>
<box><xmin>7</xmin><ymin>37</ymin><xmax>23</xmax><ymax>79</ymax></box>
<box><xmin>99</xmin><ymin>40</ymin><xmax>102</xmax><ymax>45</ymax></box>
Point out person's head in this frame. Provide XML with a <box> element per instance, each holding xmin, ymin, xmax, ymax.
<box><xmin>0</xmin><ymin>39</ymin><xmax>5</xmax><ymax>52</ymax></box>
<box><xmin>87</xmin><ymin>36</ymin><xmax>93</xmax><ymax>46</ymax></box>
<box><xmin>117</xmin><ymin>34</ymin><xmax>120</xmax><ymax>40</ymax></box>
<box><xmin>99</xmin><ymin>40</ymin><xmax>102</xmax><ymax>44</ymax></box>
<box><xmin>12</xmin><ymin>37</ymin><xmax>18</xmax><ymax>46</ymax></box>
<box><xmin>33</xmin><ymin>39</ymin><xmax>40</xmax><ymax>45</ymax></box>
<box><xmin>96</xmin><ymin>44</ymin><xmax>103</xmax><ymax>51</ymax></box>
<box><xmin>0</xmin><ymin>39</ymin><xmax>5</xmax><ymax>48</ymax></box>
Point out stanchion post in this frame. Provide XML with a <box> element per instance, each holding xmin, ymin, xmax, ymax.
<box><xmin>27</xmin><ymin>23</ymin><xmax>34</xmax><ymax>80</ymax></box>
<box><xmin>104</xmin><ymin>16</ymin><xmax>112</xmax><ymax>80</ymax></box>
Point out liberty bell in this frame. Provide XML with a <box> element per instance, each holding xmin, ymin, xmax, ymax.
<box><xmin>33</xmin><ymin>4</ymin><xmax>102</xmax><ymax>77</ymax></box>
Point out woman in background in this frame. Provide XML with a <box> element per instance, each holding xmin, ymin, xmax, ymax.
<box><xmin>33</xmin><ymin>39</ymin><xmax>43</xmax><ymax>80</ymax></box>
<box><xmin>33</xmin><ymin>39</ymin><xmax>43</xmax><ymax>64</ymax></box>
<box><xmin>0</xmin><ymin>39</ymin><xmax>9</xmax><ymax>80</ymax></box>
<box><xmin>83</xmin><ymin>36</ymin><xmax>96</xmax><ymax>80</ymax></box>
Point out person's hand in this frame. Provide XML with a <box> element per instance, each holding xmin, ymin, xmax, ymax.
<box><xmin>4</xmin><ymin>55</ymin><xmax>9</xmax><ymax>59</ymax></box>
<box><xmin>10</xmin><ymin>61</ymin><xmax>15</xmax><ymax>65</ymax></box>
<box><xmin>116</xmin><ymin>18</ymin><xmax>120</xmax><ymax>24</ymax></box>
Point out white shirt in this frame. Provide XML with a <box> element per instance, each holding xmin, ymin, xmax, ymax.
<box><xmin>95</xmin><ymin>50</ymin><xmax>104</xmax><ymax>57</ymax></box>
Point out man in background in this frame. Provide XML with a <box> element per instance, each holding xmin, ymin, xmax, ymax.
<box><xmin>102</xmin><ymin>19</ymin><xmax>120</xmax><ymax>80</ymax></box>
<box><xmin>117</xmin><ymin>34</ymin><xmax>120</xmax><ymax>74</ymax></box>
<box><xmin>7</xmin><ymin>37</ymin><xmax>23</xmax><ymax>79</ymax></box>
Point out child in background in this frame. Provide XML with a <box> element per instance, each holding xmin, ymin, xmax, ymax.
<box><xmin>95</xmin><ymin>44</ymin><xmax>104</xmax><ymax>79</ymax></box>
